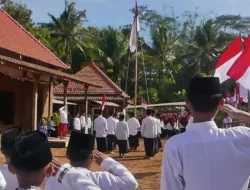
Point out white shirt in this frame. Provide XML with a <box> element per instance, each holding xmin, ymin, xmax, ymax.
<box><xmin>59</xmin><ymin>107</ymin><xmax>68</xmax><ymax>124</ymax></box>
<box><xmin>0</xmin><ymin>166</ymin><xmax>7</xmax><ymax>190</ymax></box>
<box><xmin>160</xmin><ymin>121</ymin><xmax>164</xmax><ymax>129</ymax></box>
<box><xmin>166</xmin><ymin>123</ymin><xmax>172</xmax><ymax>130</ymax></box>
<box><xmin>127</xmin><ymin>118</ymin><xmax>140</xmax><ymax>136</ymax></box>
<box><xmin>161</xmin><ymin>121</ymin><xmax>250</xmax><ymax>190</ymax></box>
<box><xmin>80</xmin><ymin>116</ymin><xmax>86</xmax><ymax>129</ymax></box>
<box><xmin>94</xmin><ymin>115</ymin><xmax>108</xmax><ymax>137</ymax></box>
<box><xmin>54</xmin><ymin>158</ymin><xmax>138</xmax><ymax>190</ymax></box>
<box><xmin>156</xmin><ymin>118</ymin><xmax>162</xmax><ymax>134</ymax></box>
<box><xmin>141</xmin><ymin>116</ymin><xmax>155</xmax><ymax>138</ymax></box>
<box><xmin>116</xmin><ymin>121</ymin><xmax>129</xmax><ymax>140</ymax></box>
<box><xmin>73</xmin><ymin>118</ymin><xmax>81</xmax><ymax>131</ymax></box>
<box><xmin>45</xmin><ymin>177</ymin><xmax>63</xmax><ymax>190</ymax></box>
<box><xmin>107</xmin><ymin>117</ymin><xmax>117</xmax><ymax>135</ymax></box>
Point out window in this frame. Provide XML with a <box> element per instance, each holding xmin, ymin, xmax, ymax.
<box><xmin>0</xmin><ymin>91</ymin><xmax>14</xmax><ymax>125</ymax></box>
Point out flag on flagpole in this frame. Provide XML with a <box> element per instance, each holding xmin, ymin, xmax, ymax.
<box><xmin>214</xmin><ymin>35</ymin><xmax>243</xmax><ymax>83</ymax></box>
<box><xmin>227</xmin><ymin>36</ymin><xmax>250</xmax><ymax>90</ymax></box>
<box><xmin>141</xmin><ymin>99</ymin><xmax>147</xmax><ymax>109</ymax></box>
<box><xmin>129</xmin><ymin>0</ymin><xmax>140</xmax><ymax>53</ymax></box>
<box><xmin>101</xmin><ymin>93</ymin><xmax>106</xmax><ymax>111</ymax></box>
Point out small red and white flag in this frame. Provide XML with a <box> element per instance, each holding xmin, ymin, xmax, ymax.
<box><xmin>227</xmin><ymin>36</ymin><xmax>250</xmax><ymax>90</ymax></box>
<box><xmin>141</xmin><ymin>99</ymin><xmax>147</xmax><ymax>109</ymax></box>
<box><xmin>214</xmin><ymin>35</ymin><xmax>243</xmax><ymax>83</ymax></box>
<box><xmin>129</xmin><ymin>0</ymin><xmax>140</xmax><ymax>53</ymax></box>
<box><xmin>101</xmin><ymin>93</ymin><xmax>106</xmax><ymax>111</ymax></box>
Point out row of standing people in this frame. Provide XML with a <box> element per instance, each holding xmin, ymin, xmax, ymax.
<box><xmin>73</xmin><ymin>111</ymin><xmax>92</xmax><ymax>134</ymax></box>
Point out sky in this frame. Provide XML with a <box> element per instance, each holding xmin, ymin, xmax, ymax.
<box><xmin>21</xmin><ymin>0</ymin><xmax>250</xmax><ymax>28</ymax></box>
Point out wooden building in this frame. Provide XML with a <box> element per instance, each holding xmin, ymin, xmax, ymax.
<box><xmin>0</xmin><ymin>9</ymin><xmax>99</xmax><ymax>131</ymax></box>
<box><xmin>54</xmin><ymin>62</ymin><xmax>130</xmax><ymax>117</ymax></box>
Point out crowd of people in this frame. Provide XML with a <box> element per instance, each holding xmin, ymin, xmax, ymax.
<box><xmin>2</xmin><ymin>76</ymin><xmax>250</xmax><ymax>190</ymax></box>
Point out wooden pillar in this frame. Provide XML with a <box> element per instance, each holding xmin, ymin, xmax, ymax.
<box><xmin>48</xmin><ymin>77</ymin><xmax>53</xmax><ymax>116</ymax></box>
<box><xmin>85</xmin><ymin>85</ymin><xmax>89</xmax><ymax>113</ymax></box>
<box><xmin>63</xmin><ymin>81</ymin><xmax>69</xmax><ymax>111</ymax></box>
<box><xmin>32</xmin><ymin>74</ymin><xmax>40</xmax><ymax>131</ymax></box>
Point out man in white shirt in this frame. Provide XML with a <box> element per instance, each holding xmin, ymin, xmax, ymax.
<box><xmin>127</xmin><ymin>112</ymin><xmax>140</xmax><ymax>151</ymax></box>
<box><xmin>59</xmin><ymin>106</ymin><xmax>68</xmax><ymax>137</ymax></box>
<box><xmin>94</xmin><ymin>110</ymin><xmax>108</xmax><ymax>153</ymax></box>
<box><xmin>116</xmin><ymin>114</ymin><xmax>129</xmax><ymax>158</ymax></box>
<box><xmin>223</xmin><ymin>114</ymin><xmax>233</xmax><ymax>128</ymax></box>
<box><xmin>73</xmin><ymin>112</ymin><xmax>81</xmax><ymax>131</ymax></box>
<box><xmin>80</xmin><ymin>111</ymin><xmax>86</xmax><ymax>134</ymax></box>
<box><xmin>106</xmin><ymin>112</ymin><xmax>118</xmax><ymax>154</ymax></box>
<box><xmin>0</xmin><ymin>126</ymin><xmax>23</xmax><ymax>190</ymax></box>
<box><xmin>49</xmin><ymin>131</ymin><xmax>138</xmax><ymax>190</ymax></box>
<box><xmin>141</xmin><ymin>109</ymin><xmax>156</xmax><ymax>159</ymax></box>
<box><xmin>156</xmin><ymin>114</ymin><xmax>162</xmax><ymax>150</ymax></box>
<box><xmin>161</xmin><ymin>76</ymin><xmax>250</xmax><ymax>190</ymax></box>
<box><xmin>85</xmin><ymin>114</ymin><xmax>92</xmax><ymax>134</ymax></box>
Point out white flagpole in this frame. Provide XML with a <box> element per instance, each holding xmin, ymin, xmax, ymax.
<box><xmin>134</xmin><ymin>0</ymin><xmax>138</xmax><ymax>116</ymax></box>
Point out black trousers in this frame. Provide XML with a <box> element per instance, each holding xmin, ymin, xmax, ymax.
<box><xmin>96</xmin><ymin>137</ymin><xmax>108</xmax><ymax>153</ymax></box>
<box><xmin>107</xmin><ymin>134</ymin><xmax>116</xmax><ymax>152</ymax></box>
<box><xmin>144</xmin><ymin>137</ymin><xmax>155</xmax><ymax>157</ymax></box>
<box><xmin>129</xmin><ymin>135</ymin><xmax>139</xmax><ymax>148</ymax></box>
<box><xmin>154</xmin><ymin>137</ymin><xmax>159</xmax><ymax>154</ymax></box>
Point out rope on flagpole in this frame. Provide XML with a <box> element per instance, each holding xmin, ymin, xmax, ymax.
<box><xmin>140</xmin><ymin>42</ymin><xmax>150</xmax><ymax>105</ymax></box>
<box><xmin>125</xmin><ymin>51</ymin><xmax>131</xmax><ymax>94</ymax></box>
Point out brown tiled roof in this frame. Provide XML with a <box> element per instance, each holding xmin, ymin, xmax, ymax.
<box><xmin>0</xmin><ymin>8</ymin><xmax>69</xmax><ymax>69</ymax></box>
<box><xmin>0</xmin><ymin>55</ymin><xmax>102</xmax><ymax>87</ymax></box>
<box><xmin>54</xmin><ymin>61</ymin><xmax>129</xmax><ymax>98</ymax></box>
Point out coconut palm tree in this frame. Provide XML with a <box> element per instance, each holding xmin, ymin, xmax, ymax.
<box><xmin>184</xmin><ymin>19</ymin><xmax>233</xmax><ymax>75</ymax></box>
<box><xmin>98</xmin><ymin>27</ymin><xmax>128</xmax><ymax>84</ymax></box>
<box><xmin>40</xmin><ymin>1</ymin><xmax>92</xmax><ymax>64</ymax></box>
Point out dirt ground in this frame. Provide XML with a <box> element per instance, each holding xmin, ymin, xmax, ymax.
<box><xmin>0</xmin><ymin>139</ymin><xmax>165</xmax><ymax>190</ymax></box>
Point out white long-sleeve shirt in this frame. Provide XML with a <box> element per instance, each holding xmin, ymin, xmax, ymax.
<box><xmin>156</xmin><ymin>118</ymin><xmax>162</xmax><ymax>135</ymax></box>
<box><xmin>59</xmin><ymin>107</ymin><xmax>68</xmax><ymax>124</ymax></box>
<box><xmin>80</xmin><ymin>116</ymin><xmax>86</xmax><ymax>129</ymax></box>
<box><xmin>127</xmin><ymin>117</ymin><xmax>140</xmax><ymax>136</ymax></box>
<box><xmin>141</xmin><ymin>116</ymin><xmax>155</xmax><ymax>138</ymax></box>
<box><xmin>161</xmin><ymin>121</ymin><xmax>250</xmax><ymax>190</ymax></box>
<box><xmin>53</xmin><ymin>158</ymin><xmax>138</xmax><ymax>190</ymax></box>
<box><xmin>73</xmin><ymin>117</ymin><xmax>81</xmax><ymax>131</ymax></box>
<box><xmin>116</xmin><ymin>121</ymin><xmax>129</xmax><ymax>140</ymax></box>
<box><xmin>107</xmin><ymin>117</ymin><xmax>117</xmax><ymax>135</ymax></box>
<box><xmin>94</xmin><ymin>115</ymin><xmax>108</xmax><ymax>137</ymax></box>
<box><xmin>0</xmin><ymin>167</ymin><xmax>7</xmax><ymax>190</ymax></box>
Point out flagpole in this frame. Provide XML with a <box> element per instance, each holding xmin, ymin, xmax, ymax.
<box><xmin>134</xmin><ymin>0</ymin><xmax>138</xmax><ymax>116</ymax></box>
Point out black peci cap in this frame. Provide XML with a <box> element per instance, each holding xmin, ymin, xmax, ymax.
<box><xmin>11</xmin><ymin>131</ymin><xmax>52</xmax><ymax>171</ymax></box>
<box><xmin>187</xmin><ymin>77</ymin><xmax>222</xmax><ymax>99</ymax></box>
<box><xmin>1</xmin><ymin>126</ymin><xmax>23</xmax><ymax>152</ymax></box>
<box><xmin>67</xmin><ymin>131</ymin><xmax>95</xmax><ymax>161</ymax></box>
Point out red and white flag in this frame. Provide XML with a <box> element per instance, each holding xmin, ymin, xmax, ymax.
<box><xmin>227</xmin><ymin>36</ymin><xmax>250</xmax><ymax>90</ymax></box>
<box><xmin>101</xmin><ymin>93</ymin><xmax>106</xmax><ymax>111</ymax></box>
<box><xmin>141</xmin><ymin>99</ymin><xmax>147</xmax><ymax>109</ymax></box>
<box><xmin>129</xmin><ymin>0</ymin><xmax>140</xmax><ymax>53</ymax></box>
<box><xmin>214</xmin><ymin>35</ymin><xmax>243</xmax><ymax>83</ymax></box>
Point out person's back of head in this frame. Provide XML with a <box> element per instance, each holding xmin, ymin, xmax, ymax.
<box><xmin>1</xmin><ymin>126</ymin><xmax>23</xmax><ymax>162</ymax></box>
<box><xmin>109</xmin><ymin>111</ymin><xmax>113</xmax><ymax>117</ymax></box>
<box><xmin>97</xmin><ymin>109</ymin><xmax>102</xmax><ymax>116</ymax></box>
<box><xmin>186</xmin><ymin>76</ymin><xmax>224</xmax><ymax>119</ymax></box>
<box><xmin>10</xmin><ymin>131</ymin><xmax>53</xmax><ymax>187</ymax></box>
<box><xmin>146</xmin><ymin>109</ymin><xmax>152</xmax><ymax>116</ymax></box>
<box><xmin>129</xmin><ymin>112</ymin><xmax>135</xmax><ymax>118</ymax></box>
<box><xmin>67</xmin><ymin>131</ymin><xmax>95</xmax><ymax>169</ymax></box>
<box><xmin>119</xmin><ymin>114</ymin><xmax>125</xmax><ymax>121</ymax></box>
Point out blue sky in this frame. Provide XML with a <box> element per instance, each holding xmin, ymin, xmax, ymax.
<box><xmin>21</xmin><ymin>0</ymin><xmax>250</xmax><ymax>28</ymax></box>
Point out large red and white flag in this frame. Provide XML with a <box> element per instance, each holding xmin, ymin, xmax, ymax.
<box><xmin>101</xmin><ymin>93</ymin><xmax>106</xmax><ymax>111</ymax></box>
<box><xmin>129</xmin><ymin>0</ymin><xmax>140</xmax><ymax>53</ymax></box>
<box><xmin>141</xmin><ymin>99</ymin><xmax>147</xmax><ymax>109</ymax></box>
<box><xmin>214</xmin><ymin>35</ymin><xmax>243</xmax><ymax>83</ymax></box>
<box><xmin>227</xmin><ymin>36</ymin><xmax>250</xmax><ymax>90</ymax></box>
